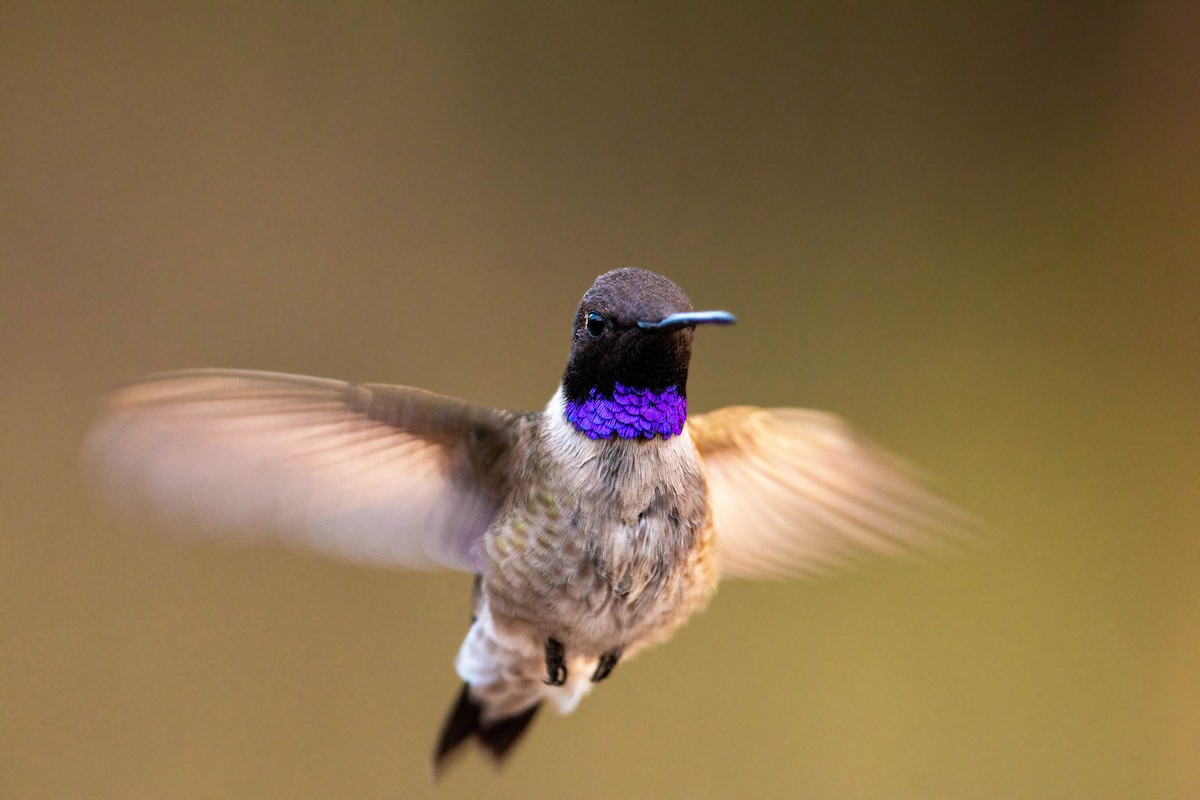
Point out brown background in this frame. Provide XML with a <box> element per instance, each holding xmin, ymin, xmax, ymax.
<box><xmin>3</xmin><ymin>3</ymin><xmax>1197</xmax><ymax>798</ymax></box>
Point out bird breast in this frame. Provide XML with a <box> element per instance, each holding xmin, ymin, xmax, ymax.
<box><xmin>480</xmin><ymin>393</ymin><xmax>715</xmax><ymax>655</ymax></box>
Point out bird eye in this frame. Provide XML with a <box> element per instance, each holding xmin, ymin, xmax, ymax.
<box><xmin>585</xmin><ymin>312</ymin><xmax>606</xmax><ymax>338</ymax></box>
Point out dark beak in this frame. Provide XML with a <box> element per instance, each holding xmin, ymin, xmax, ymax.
<box><xmin>637</xmin><ymin>310</ymin><xmax>736</xmax><ymax>331</ymax></box>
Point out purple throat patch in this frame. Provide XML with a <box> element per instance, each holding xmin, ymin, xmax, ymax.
<box><xmin>564</xmin><ymin>383</ymin><xmax>687</xmax><ymax>440</ymax></box>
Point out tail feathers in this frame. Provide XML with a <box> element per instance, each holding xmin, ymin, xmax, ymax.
<box><xmin>433</xmin><ymin>683</ymin><xmax>541</xmax><ymax>776</ymax></box>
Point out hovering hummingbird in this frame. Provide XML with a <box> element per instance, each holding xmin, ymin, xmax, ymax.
<box><xmin>83</xmin><ymin>268</ymin><xmax>969</xmax><ymax>773</ymax></box>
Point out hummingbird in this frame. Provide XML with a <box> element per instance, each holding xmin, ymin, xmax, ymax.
<box><xmin>82</xmin><ymin>268</ymin><xmax>969</xmax><ymax>773</ymax></box>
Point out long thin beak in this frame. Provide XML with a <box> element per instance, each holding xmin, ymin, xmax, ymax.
<box><xmin>637</xmin><ymin>310</ymin><xmax>736</xmax><ymax>331</ymax></box>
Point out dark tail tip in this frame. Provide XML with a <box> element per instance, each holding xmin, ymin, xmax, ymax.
<box><xmin>433</xmin><ymin>683</ymin><xmax>541</xmax><ymax>777</ymax></box>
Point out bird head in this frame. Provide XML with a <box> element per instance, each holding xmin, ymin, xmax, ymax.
<box><xmin>560</xmin><ymin>268</ymin><xmax>734</xmax><ymax>439</ymax></box>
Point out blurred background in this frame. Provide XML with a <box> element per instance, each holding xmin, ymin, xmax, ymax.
<box><xmin>2</xmin><ymin>3</ymin><xmax>1197</xmax><ymax>798</ymax></box>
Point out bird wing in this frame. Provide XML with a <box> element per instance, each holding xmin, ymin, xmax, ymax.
<box><xmin>688</xmin><ymin>406</ymin><xmax>976</xmax><ymax>580</ymax></box>
<box><xmin>82</xmin><ymin>369</ymin><xmax>523</xmax><ymax>572</ymax></box>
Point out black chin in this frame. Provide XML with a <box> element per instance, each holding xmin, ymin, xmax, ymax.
<box><xmin>562</xmin><ymin>329</ymin><xmax>692</xmax><ymax>403</ymax></box>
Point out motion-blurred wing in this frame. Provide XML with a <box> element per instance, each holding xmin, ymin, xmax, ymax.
<box><xmin>82</xmin><ymin>369</ymin><xmax>523</xmax><ymax>572</ymax></box>
<box><xmin>689</xmin><ymin>407</ymin><xmax>976</xmax><ymax>580</ymax></box>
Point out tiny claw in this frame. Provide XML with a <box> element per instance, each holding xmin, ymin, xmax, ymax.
<box><xmin>591</xmin><ymin>647</ymin><xmax>623</xmax><ymax>682</ymax></box>
<box><xmin>544</xmin><ymin>638</ymin><xmax>567</xmax><ymax>686</ymax></box>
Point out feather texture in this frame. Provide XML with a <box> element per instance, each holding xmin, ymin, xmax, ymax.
<box><xmin>688</xmin><ymin>407</ymin><xmax>976</xmax><ymax>579</ymax></box>
<box><xmin>81</xmin><ymin>369</ymin><xmax>521</xmax><ymax>571</ymax></box>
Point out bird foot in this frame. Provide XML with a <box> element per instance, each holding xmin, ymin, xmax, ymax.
<box><xmin>544</xmin><ymin>638</ymin><xmax>567</xmax><ymax>686</ymax></box>
<box><xmin>591</xmin><ymin>647</ymin><xmax>623</xmax><ymax>682</ymax></box>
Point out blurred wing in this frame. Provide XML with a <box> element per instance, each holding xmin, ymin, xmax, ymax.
<box><xmin>689</xmin><ymin>407</ymin><xmax>977</xmax><ymax>580</ymax></box>
<box><xmin>82</xmin><ymin>369</ymin><xmax>523</xmax><ymax>572</ymax></box>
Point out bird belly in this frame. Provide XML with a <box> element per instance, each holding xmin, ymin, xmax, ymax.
<box><xmin>482</xmin><ymin>508</ymin><xmax>716</xmax><ymax>661</ymax></box>
<box><xmin>458</xmin><ymin>524</ymin><xmax>715</xmax><ymax>724</ymax></box>
<box><xmin>468</xmin><ymin>413</ymin><xmax>716</xmax><ymax>716</ymax></box>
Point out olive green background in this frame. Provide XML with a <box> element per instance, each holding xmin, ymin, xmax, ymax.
<box><xmin>3</xmin><ymin>3</ymin><xmax>1197</xmax><ymax>798</ymax></box>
